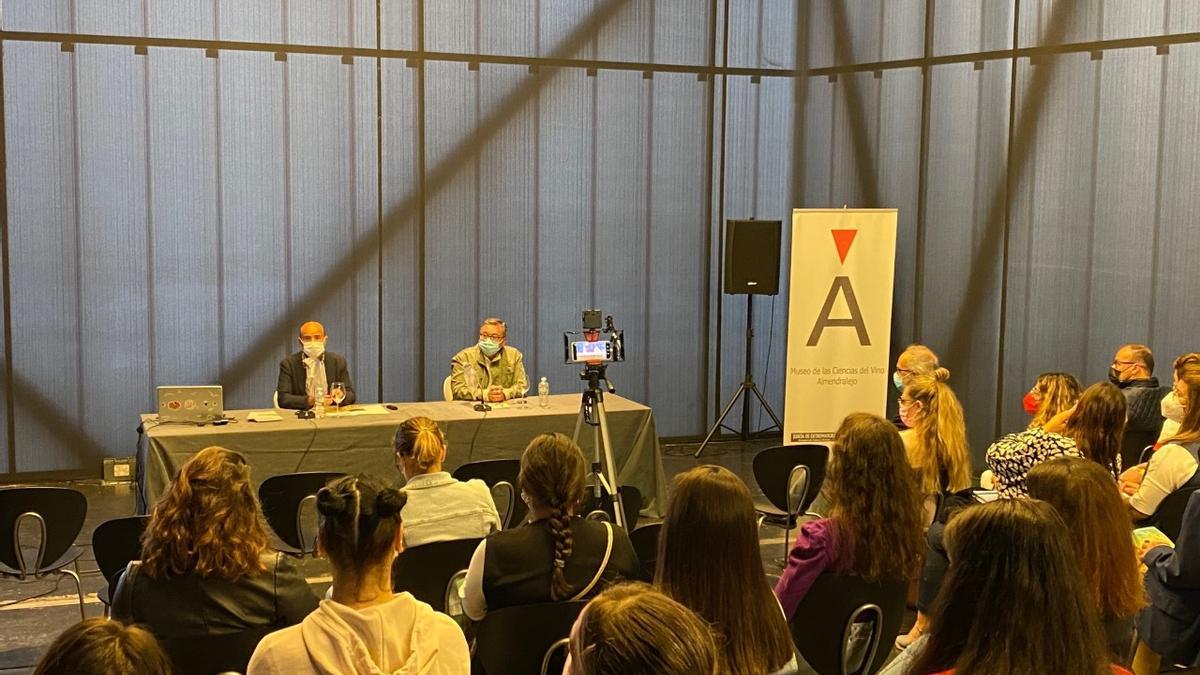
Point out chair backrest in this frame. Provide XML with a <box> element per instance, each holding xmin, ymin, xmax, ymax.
<box><xmin>391</xmin><ymin>537</ymin><xmax>483</xmax><ymax>612</ymax></box>
<box><xmin>442</xmin><ymin>375</ymin><xmax>454</xmax><ymax>402</ymax></box>
<box><xmin>1123</xmin><ymin>427</ymin><xmax>1161</xmax><ymax>474</ymax></box>
<box><xmin>160</xmin><ymin>626</ymin><xmax>276</xmax><ymax>675</ymax></box>
<box><xmin>491</xmin><ymin>481</ymin><xmax>516</xmax><ymax>529</ymax></box>
<box><xmin>788</xmin><ymin>572</ymin><xmax>908</xmax><ymax>675</ymax></box>
<box><xmin>629</xmin><ymin>522</ymin><xmax>662</xmax><ymax>580</ymax></box>
<box><xmin>786</xmin><ymin>465</ymin><xmax>810</xmax><ymax>516</ymax></box>
<box><xmin>580</xmin><ymin>484</ymin><xmax>642</xmax><ymax>530</ymax></box>
<box><xmin>0</xmin><ymin>487</ymin><xmax>87</xmax><ymax>575</ymax></box>
<box><xmin>91</xmin><ymin>515</ymin><xmax>150</xmax><ymax>585</ymax></box>
<box><xmin>1150</xmin><ymin>486</ymin><xmax>1200</xmax><ymax>542</ymax></box>
<box><xmin>257</xmin><ymin>472</ymin><xmax>346</xmax><ymax>552</ymax></box>
<box><xmin>474</xmin><ymin>601</ymin><xmax>587</xmax><ymax>675</ymax></box>
<box><xmin>452</xmin><ymin>459</ymin><xmax>527</xmax><ymax>526</ymax></box>
<box><xmin>541</xmin><ymin>638</ymin><xmax>570</xmax><ymax>675</ymax></box>
<box><xmin>754</xmin><ymin>445</ymin><xmax>829</xmax><ymax>514</ymax></box>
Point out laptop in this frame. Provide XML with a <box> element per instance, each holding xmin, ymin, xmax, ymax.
<box><xmin>157</xmin><ymin>386</ymin><xmax>224</xmax><ymax>423</ymax></box>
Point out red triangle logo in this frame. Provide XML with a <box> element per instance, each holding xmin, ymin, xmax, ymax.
<box><xmin>831</xmin><ymin>229</ymin><xmax>858</xmax><ymax>264</ymax></box>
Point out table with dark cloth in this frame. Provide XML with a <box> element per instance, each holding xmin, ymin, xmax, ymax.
<box><xmin>137</xmin><ymin>394</ymin><xmax>666</xmax><ymax>517</ymax></box>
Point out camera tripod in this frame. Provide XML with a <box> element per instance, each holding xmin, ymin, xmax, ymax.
<box><xmin>571</xmin><ymin>363</ymin><xmax>628</xmax><ymax>529</ymax></box>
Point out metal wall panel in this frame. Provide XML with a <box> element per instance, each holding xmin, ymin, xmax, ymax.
<box><xmin>148</xmin><ymin>0</ymin><xmax>215</xmax><ymax>40</ymax></box>
<box><xmin>923</xmin><ymin>61</ymin><xmax>1010</xmax><ymax>456</ymax></box>
<box><xmin>932</xmin><ymin>0</ymin><xmax>1015</xmax><ymax>55</ymax></box>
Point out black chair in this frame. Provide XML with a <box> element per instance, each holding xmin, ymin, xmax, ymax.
<box><xmin>491</xmin><ymin>480</ymin><xmax>516</xmax><ymax>529</ymax></box>
<box><xmin>453</xmin><ymin>459</ymin><xmax>528</xmax><ymax>526</ymax></box>
<box><xmin>91</xmin><ymin>515</ymin><xmax>150</xmax><ymax>615</ymax></box>
<box><xmin>580</xmin><ymin>484</ymin><xmax>642</xmax><ymax>530</ymax></box>
<box><xmin>754</xmin><ymin>445</ymin><xmax>829</xmax><ymax>556</ymax></box>
<box><xmin>629</xmin><ymin>522</ymin><xmax>662</xmax><ymax>580</ymax></box>
<box><xmin>1124</xmin><ymin>428</ymin><xmax>1161</xmax><ymax>474</ymax></box>
<box><xmin>1146</xmin><ymin>485</ymin><xmax>1200</xmax><ymax>542</ymax></box>
<box><xmin>258</xmin><ymin>471</ymin><xmax>345</xmax><ymax>555</ymax></box>
<box><xmin>160</xmin><ymin>625</ymin><xmax>276</xmax><ymax>675</ymax></box>
<box><xmin>0</xmin><ymin>487</ymin><xmax>88</xmax><ymax>619</ymax></box>
<box><xmin>392</xmin><ymin>537</ymin><xmax>483</xmax><ymax>612</ymax></box>
<box><xmin>541</xmin><ymin>638</ymin><xmax>570</xmax><ymax>675</ymax></box>
<box><xmin>473</xmin><ymin>601</ymin><xmax>587</xmax><ymax>675</ymax></box>
<box><xmin>788</xmin><ymin>573</ymin><xmax>908</xmax><ymax>675</ymax></box>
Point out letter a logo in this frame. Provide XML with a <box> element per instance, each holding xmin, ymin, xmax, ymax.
<box><xmin>806</xmin><ymin>229</ymin><xmax>871</xmax><ymax>346</ymax></box>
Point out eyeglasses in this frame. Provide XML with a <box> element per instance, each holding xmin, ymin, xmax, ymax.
<box><xmin>897</xmin><ymin>397</ymin><xmax>914</xmax><ymax>407</ymax></box>
<box><xmin>1112</xmin><ymin>359</ymin><xmax>1139</xmax><ymax>368</ymax></box>
<box><xmin>479</xmin><ymin>332</ymin><xmax>505</xmax><ymax>340</ymax></box>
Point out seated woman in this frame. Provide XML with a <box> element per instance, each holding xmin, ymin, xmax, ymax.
<box><xmin>898</xmin><ymin>371</ymin><xmax>973</xmax><ymax>497</ymax></box>
<box><xmin>248</xmin><ymin>475</ymin><xmax>469</xmax><ymax>674</ymax></box>
<box><xmin>774</xmin><ymin>414</ymin><xmax>923</xmax><ymax>617</ymax></box>
<box><xmin>1124</xmin><ymin>354</ymin><xmax>1200</xmax><ymax>520</ymax></box>
<box><xmin>565</xmin><ymin>583</ymin><xmax>718</xmax><ymax>675</ymax></box>
<box><xmin>393</xmin><ymin>416</ymin><xmax>501</xmax><ymax>547</ymax></box>
<box><xmin>34</xmin><ymin>619</ymin><xmax>171</xmax><ymax>675</ymax></box>
<box><xmin>1027</xmin><ymin>457</ymin><xmax>1144</xmax><ymax>663</ymax></box>
<box><xmin>886</xmin><ymin>500</ymin><xmax>1131</xmax><ymax>675</ymax></box>
<box><xmin>113</xmin><ymin>447</ymin><xmax>318</xmax><ymax>658</ymax></box>
<box><xmin>657</xmin><ymin>465</ymin><xmax>799</xmax><ymax>674</ymax></box>
<box><xmin>1025</xmin><ymin>371</ymin><xmax>1083</xmax><ymax>430</ymax></box>
<box><xmin>462</xmin><ymin>433</ymin><xmax>640</xmax><ymax>621</ymax></box>
<box><xmin>987</xmin><ymin>382</ymin><xmax>1126</xmax><ymax>498</ymax></box>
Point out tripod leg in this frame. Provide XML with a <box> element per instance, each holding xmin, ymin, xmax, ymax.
<box><xmin>694</xmin><ymin>384</ymin><xmax>750</xmax><ymax>458</ymax></box>
<box><xmin>594</xmin><ymin>400</ymin><xmax>627</xmax><ymax>529</ymax></box>
<box><xmin>748</xmin><ymin>382</ymin><xmax>784</xmax><ymax>432</ymax></box>
<box><xmin>572</xmin><ymin>403</ymin><xmax>586</xmax><ymax>445</ymax></box>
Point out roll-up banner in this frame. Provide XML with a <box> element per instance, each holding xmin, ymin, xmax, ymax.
<box><xmin>784</xmin><ymin>208</ymin><xmax>898</xmax><ymax>443</ymax></box>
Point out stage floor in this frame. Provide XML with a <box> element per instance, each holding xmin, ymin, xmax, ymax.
<box><xmin>0</xmin><ymin>436</ymin><xmax>921</xmax><ymax>674</ymax></box>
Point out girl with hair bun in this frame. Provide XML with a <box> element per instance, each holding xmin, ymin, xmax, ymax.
<box><xmin>462</xmin><ymin>433</ymin><xmax>642</xmax><ymax>621</ymax></box>
<box><xmin>393</xmin><ymin>416</ymin><xmax>501</xmax><ymax>547</ymax></box>
<box><xmin>248</xmin><ymin>474</ymin><xmax>470</xmax><ymax>674</ymax></box>
<box><xmin>899</xmin><ymin>370</ymin><xmax>973</xmax><ymax>495</ymax></box>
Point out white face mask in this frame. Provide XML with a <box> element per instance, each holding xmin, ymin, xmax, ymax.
<box><xmin>302</xmin><ymin>339</ymin><xmax>326</xmax><ymax>359</ymax></box>
<box><xmin>1163</xmin><ymin>391</ymin><xmax>1186</xmax><ymax>424</ymax></box>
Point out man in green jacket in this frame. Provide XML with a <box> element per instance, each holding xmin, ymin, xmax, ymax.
<box><xmin>449</xmin><ymin>317</ymin><xmax>529</xmax><ymax>403</ymax></box>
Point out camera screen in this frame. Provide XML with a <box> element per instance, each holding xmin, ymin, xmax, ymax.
<box><xmin>569</xmin><ymin>340</ymin><xmax>612</xmax><ymax>363</ymax></box>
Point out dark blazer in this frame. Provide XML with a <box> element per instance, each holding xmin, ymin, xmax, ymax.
<box><xmin>276</xmin><ymin>351</ymin><xmax>356</xmax><ymax>410</ymax></box>
<box><xmin>1138</xmin><ymin>490</ymin><xmax>1200</xmax><ymax>665</ymax></box>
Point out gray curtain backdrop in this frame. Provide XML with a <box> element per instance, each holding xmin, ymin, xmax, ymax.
<box><xmin>2</xmin><ymin>1</ymin><xmax>1199</xmax><ymax>475</ymax></box>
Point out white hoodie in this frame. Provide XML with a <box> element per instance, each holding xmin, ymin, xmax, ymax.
<box><xmin>247</xmin><ymin>593</ymin><xmax>469</xmax><ymax>675</ymax></box>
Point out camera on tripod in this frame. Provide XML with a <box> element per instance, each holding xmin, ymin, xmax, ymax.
<box><xmin>563</xmin><ymin>310</ymin><xmax>625</xmax><ymax>364</ymax></box>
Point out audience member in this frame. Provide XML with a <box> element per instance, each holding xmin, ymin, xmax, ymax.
<box><xmin>1110</xmin><ymin>344</ymin><xmax>1166</xmax><ymax>441</ymax></box>
<box><xmin>657</xmin><ymin>465</ymin><xmax>799</xmax><ymax>674</ymax></box>
<box><xmin>34</xmin><ymin>619</ymin><xmax>171</xmax><ymax>675</ymax></box>
<box><xmin>1123</xmin><ymin>354</ymin><xmax>1200</xmax><ymax>520</ymax></box>
<box><xmin>1024</xmin><ymin>372</ymin><xmax>1083</xmax><ymax>429</ymax></box>
<box><xmin>776</xmin><ymin>414</ymin><xmax>923</xmax><ymax>619</ymax></box>
<box><xmin>248</xmin><ymin>475</ymin><xmax>468</xmax><ymax>674</ymax></box>
<box><xmin>1131</xmin><ymin>491</ymin><xmax>1200</xmax><ymax>674</ymax></box>
<box><xmin>1027</xmin><ymin>457</ymin><xmax>1144</xmax><ymax>663</ymax></box>
<box><xmin>986</xmin><ymin>382</ymin><xmax>1126</xmax><ymax>498</ymax></box>
<box><xmin>564</xmin><ymin>583</ymin><xmax>718</xmax><ymax>675</ymax></box>
<box><xmin>462</xmin><ymin>433</ymin><xmax>640</xmax><ymax>620</ymax></box>
<box><xmin>112</xmin><ymin>447</ymin><xmax>318</xmax><ymax>653</ymax></box>
<box><xmin>393</xmin><ymin>416</ymin><xmax>501</xmax><ymax>547</ymax></box>
<box><xmin>892</xmin><ymin>344</ymin><xmax>942</xmax><ymax>429</ymax></box>
<box><xmin>889</xmin><ymin>500</ymin><xmax>1129</xmax><ymax>675</ymax></box>
<box><xmin>1156</xmin><ymin>353</ymin><xmax>1197</xmax><ymax>446</ymax></box>
<box><xmin>898</xmin><ymin>372</ymin><xmax>973</xmax><ymax>495</ymax></box>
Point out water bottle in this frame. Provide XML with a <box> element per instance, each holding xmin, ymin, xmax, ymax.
<box><xmin>538</xmin><ymin>377</ymin><xmax>550</xmax><ymax>408</ymax></box>
<box><xmin>314</xmin><ymin>386</ymin><xmax>326</xmax><ymax>419</ymax></box>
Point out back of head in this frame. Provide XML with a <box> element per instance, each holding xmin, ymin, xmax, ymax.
<box><xmin>1120</xmin><ymin>343</ymin><xmax>1155</xmax><ymax>375</ymax></box>
<box><xmin>904</xmin><ymin>373</ymin><xmax>972</xmax><ymax>492</ymax></box>
<box><xmin>142</xmin><ymin>446</ymin><xmax>268</xmax><ymax>580</ymax></box>
<box><xmin>519</xmin><ymin>433</ymin><xmax>588</xmax><ymax>600</ymax></box>
<box><xmin>1169</xmin><ymin>353</ymin><xmax>1200</xmax><ymax>443</ymax></box>
<box><xmin>900</xmin><ymin>344</ymin><xmax>941</xmax><ymax>377</ymax></box>
<box><xmin>569</xmin><ymin>583</ymin><xmax>718</xmax><ymax>675</ymax></box>
<box><xmin>827</xmin><ymin>413</ymin><xmax>924</xmax><ymax>582</ymax></box>
<box><xmin>1030</xmin><ymin>372</ymin><xmax>1083</xmax><ymax>429</ymax></box>
<box><xmin>1026</xmin><ymin>457</ymin><xmax>1144</xmax><ymax>620</ymax></box>
<box><xmin>655</xmin><ymin>465</ymin><xmax>793</xmax><ymax>674</ymax></box>
<box><xmin>1064</xmin><ymin>382</ymin><xmax>1126</xmax><ymax>479</ymax></box>
<box><xmin>910</xmin><ymin>499</ymin><xmax>1110</xmax><ymax>675</ymax></box>
<box><xmin>34</xmin><ymin>619</ymin><xmax>171</xmax><ymax>675</ymax></box>
<box><xmin>393</xmin><ymin>416</ymin><xmax>447</xmax><ymax>474</ymax></box>
<box><xmin>317</xmin><ymin>474</ymin><xmax>407</xmax><ymax>585</ymax></box>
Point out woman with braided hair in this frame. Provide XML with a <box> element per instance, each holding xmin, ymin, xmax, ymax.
<box><xmin>462</xmin><ymin>433</ymin><xmax>642</xmax><ymax>621</ymax></box>
<box><xmin>248</xmin><ymin>474</ymin><xmax>469</xmax><ymax>674</ymax></box>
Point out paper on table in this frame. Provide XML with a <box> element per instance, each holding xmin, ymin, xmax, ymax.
<box><xmin>248</xmin><ymin>411</ymin><xmax>284</xmax><ymax>423</ymax></box>
<box><xmin>326</xmin><ymin>404</ymin><xmax>392</xmax><ymax>417</ymax></box>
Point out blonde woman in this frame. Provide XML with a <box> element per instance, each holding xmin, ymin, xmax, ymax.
<box><xmin>1026</xmin><ymin>372</ymin><xmax>1083</xmax><ymax>429</ymax></box>
<box><xmin>897</xmin><ymin>371</ymin><xmax>973</xmax><ymax>495</ymax></box>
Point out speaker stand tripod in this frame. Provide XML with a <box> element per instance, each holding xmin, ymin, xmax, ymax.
<box><xmin>695</xmin><ymin>294</ymin><xmax>782</xmax><ymax>458</ymax></box>
<box><xmin>571</xmin><ymin>364</ymin><xmax>628</xmax><ymax>529</ymax></box>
